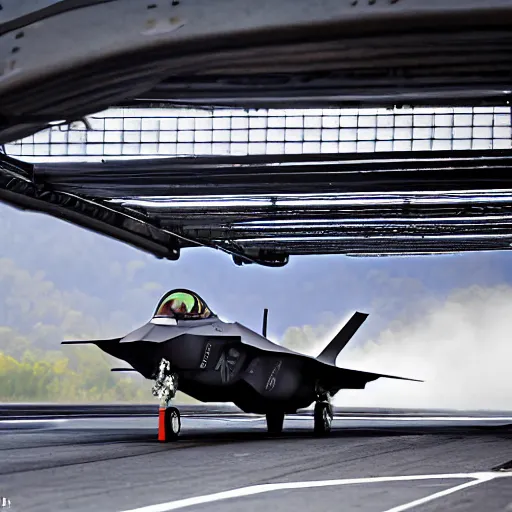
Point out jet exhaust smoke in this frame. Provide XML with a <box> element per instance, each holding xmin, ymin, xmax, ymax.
<box><xmin>282</xmin><ymin>284</ymin><xmax>512</xmax><ymax>410</ymax></box>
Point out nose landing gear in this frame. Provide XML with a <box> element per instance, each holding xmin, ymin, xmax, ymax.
<box><xmin>159</xmin><ymin>406</ymin><xmax>181</xmax><ymax>441</ymax></box>
<box><xmin>152</xmin><ymin>359</ymin><xmax>181</xmax><ymax>442</ymax></box>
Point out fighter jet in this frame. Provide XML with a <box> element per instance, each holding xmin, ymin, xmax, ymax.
<box><xmin>62</xmin><ymin>289</ymin><xmax>420</xmax><ymax>441</ymax></box>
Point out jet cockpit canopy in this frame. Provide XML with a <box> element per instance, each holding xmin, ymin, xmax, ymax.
<box><xmin>153</xmin><ymin>289</ymin><xmax>215</xmax><ymax>321</ymax></box>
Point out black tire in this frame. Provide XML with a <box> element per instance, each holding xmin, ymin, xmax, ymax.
<box><xmin>313</xmin><ymin>402</ymin><xmax>333</xmax><ymax>437</ymax></box>
<box><xmin>164</xmin><ymin>407</ymin><xmax>181</xmax><ymax>441</ymax></box>
<box><xmin>266</xmin><ymin>411</ymin><xmax>285</xmax><ymax>435</ymax></box>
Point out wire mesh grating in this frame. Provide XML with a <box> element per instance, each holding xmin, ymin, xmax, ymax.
<box><xmin>5</xmin><ymin>106</ymin><xmax>512</xmax><ymax>159</ymax></box>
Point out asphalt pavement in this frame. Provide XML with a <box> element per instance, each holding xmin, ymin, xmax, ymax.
<box><xmin>1</xmin><ymin>408</ymin><xmax>512</xmax><ymax>512</ymax></box>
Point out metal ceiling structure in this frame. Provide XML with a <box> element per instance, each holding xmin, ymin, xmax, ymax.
<box><xmin>3</xmin><ymin>118</ymin><xmax>512</xmax><ymax>266</ymax></box>
<box><xmin>2</xmin><ymin>1</ymin><xmax>512</xmax><ymax>266</ymax></box>
<box><xmin>6</xmin><ymin>106</ymin><xmax>512</xmax><ymax>158</ymax></box>
<box><xmin>2</xmin><ymin>0</ymin><xmax>512</xmax><ymax>144</ymax></box>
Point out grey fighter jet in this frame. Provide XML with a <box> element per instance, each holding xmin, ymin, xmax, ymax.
<box><xmin>62</xmin><ymin>289</ymin><xmax>420</xmax><ymax>440</ymax></box>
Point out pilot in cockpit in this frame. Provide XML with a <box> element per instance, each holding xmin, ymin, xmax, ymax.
<box><xmin>154</xmin><ymin>290</ymin><xmax>213</xmax><ymax>320</ymax></box>
<box><xmin>158</xmin><ymin>297</ymin><xmax>188</xmax><ymax>317</ymax></box>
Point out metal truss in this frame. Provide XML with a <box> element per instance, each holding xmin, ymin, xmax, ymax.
<box><xmin>2</xmin><ymin>1</ymin><xmax>512</xmax><ymax>266</ymax></box>
<box><xmin>4</xmin><ymin>149</ymin><xmax>512</xmax><ymax>266</ymax></box>
<box><xmin>0</xmin><ymin>154</ymin><xmax>288</xmax><ymax>266</ymax></box>
<box><xmin>0</xmin><ymin>154</ymin><xmax>185</xmax><ymax>260</ymax></box>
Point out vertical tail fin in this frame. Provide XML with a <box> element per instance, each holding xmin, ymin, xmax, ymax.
<box><xmin>316</xmin><ymin>312</ymin><xmax>368</xmax><ymax>365</ymax></box>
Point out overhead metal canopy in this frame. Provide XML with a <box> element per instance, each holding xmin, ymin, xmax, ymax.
<box><xmin>3</xmin><ymin>148</ymin><xmax>512</xmax><ymax>266</ymax></box>
<box><xmin>2</xmin><ymin>1</ymin><xmax>512</xmax><ymax>266</ymax></box>
<box><xmin>1</xmin><ymin>0</ymin><xmax>512</xmax><ymax>143</ymax></box>
<box><xmin>32</xmin><ymin>151</ymin><xmax>512</xmax><ymax>197</ymax></box>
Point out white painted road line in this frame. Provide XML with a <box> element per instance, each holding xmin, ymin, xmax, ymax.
<box><xmin>0</xmin><ymin>419</ymin><xmax>67</xmax><ymax>425</ymax></box>
<box><xmin>189</xmin><ymin>418</ymin><xmax>263</xmax><ymax>423</ymax></box>
<box><xmin>0</xmin><ymin>419</ymin><xmax>68</xmax><ymax>431</ymax></box>
<box><xmin>381</xmin><ymin>475</ymin><xmax>496</xmax><ymax>512</ymax></box>
<box><xmin>119</xmin><ymin>472</ymin><xmax>511</xmax><ymax>512</ymax></box>
<box><xmin>293</xmin><ymin>415</ymin><xmax>512</xmax><ymax>422</ymax></box>
<box><xmin>193</xmin><ymin>414</ymin><xmax>512</xmax><ymax>423</ymax></box>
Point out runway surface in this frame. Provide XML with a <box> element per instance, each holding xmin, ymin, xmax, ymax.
<box><xmin>1</xmin><ymin>407</ymin><xmax>512</xmax><ymax>512</ymax></box>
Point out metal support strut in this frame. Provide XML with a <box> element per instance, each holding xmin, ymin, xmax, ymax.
<box><xmin>152</xmin><ymin>359</ymin><xmax>181</xmax><ymax>442</ymax></box>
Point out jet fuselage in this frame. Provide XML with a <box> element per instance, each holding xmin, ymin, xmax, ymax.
<box><xmin>63</xmin><ymin>289</ymin><xmax>420</xmax><ymax>419</ymax></box>
<box><xmin>102</xmin><ymin>318</ymin><xmax>318</xmax><ymax>414</ymax></box>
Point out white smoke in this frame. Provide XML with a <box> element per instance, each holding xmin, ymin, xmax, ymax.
<box><xmin>282</xmin><ymin>284</ymin><xmax>512</xmax><ymax>410</ymax></box>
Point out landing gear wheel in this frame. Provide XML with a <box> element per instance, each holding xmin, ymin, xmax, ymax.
<box><xmin>314</xmin><ymin>402</ymin><xmax>333</xmax><ymax>437</ymax></box>
<box><xmin>163</xmin><ymin>407</ymin><xmax>181</xmax><ymax>442</ymax></box>
<box><xmin>266</xmin><ymin>411</ymin><xmax>285</xmax><ymax>435</ymax></box>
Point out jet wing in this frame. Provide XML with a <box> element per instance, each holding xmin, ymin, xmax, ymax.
<box><xmin>62</xmin><ymin>338</ymin><xmax>121</xmax><ymax>346</ymax></box>
<box><xmin>319</xmin><ymin>364</ymin><xmax>422</xmax><ymax>391</ymax></box>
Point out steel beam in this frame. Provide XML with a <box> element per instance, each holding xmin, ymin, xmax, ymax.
<box><xmin>0</xmin><ymin>155</ymin><xmax>185</xmax><ymax>260</ymax></box>
<box><xmin>33</xmin><ymin>150</ymin><xmax>512</xmax><ymax>198</ymax></box>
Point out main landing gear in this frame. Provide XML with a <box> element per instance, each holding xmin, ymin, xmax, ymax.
<box><xmin>152</xmin><ymin>359</ymin><xmax>181</xmax><ymax>442</ymax></box>
<box><xmin>265</xmin><ymin>394</ymin><xmax>333</xmax><ymax>437</ymax></box>
<box><xmin>266</xmin><ymin>411</ymin><xmax>285</xmax><ymax>435</ymax></box>
<box><xmin>314</xmin><ymin>388</ymin><xmax>333</xmax><ymax>437</ymax></box>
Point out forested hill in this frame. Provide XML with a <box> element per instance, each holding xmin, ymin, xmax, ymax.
<box><xmin>0</xmin><ymin>204</ymin><xmax>203</xmax><ymax>403</ymax></box>
<box><xmin>0</xmin><ymin>259</ymin><xmax>191</xmax><ymax>402</ymax></box>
